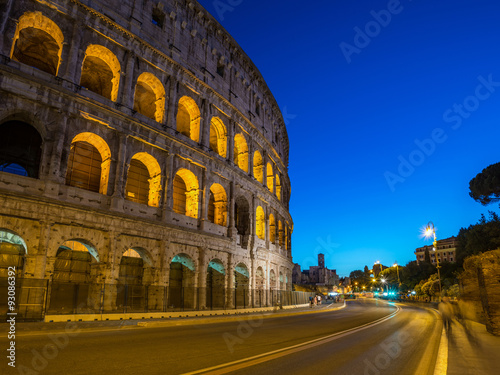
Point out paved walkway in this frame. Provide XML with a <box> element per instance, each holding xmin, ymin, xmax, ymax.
<box><xmin>447</xmin><ymin>319</ymin><xmax>500</xmax><ymax>375</ymax></box>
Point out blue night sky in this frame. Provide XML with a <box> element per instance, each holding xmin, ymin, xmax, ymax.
<box><xmin>197</xmin><ymin>0</ymin><xmax>500</xmax><ymax>276</ymax></box>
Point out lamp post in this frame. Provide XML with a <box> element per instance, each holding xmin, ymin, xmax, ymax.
<box><xmin>424</xmin><ymin>221</ymin><xmax>442</xmax><ymax>299</ymax></box>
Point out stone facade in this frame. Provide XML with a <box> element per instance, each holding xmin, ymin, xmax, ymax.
<box><xmin>415</xmin><ymin>236</ymin><xmax>457</xmax><ymax>265</ymax></box>
<box><xmin>0</xmin><ymin>0</ymin><xmax>293</xmax><ymax>313</ymax></box>
<box><xmin>292</xmin><ymin>254</ymin><xmax>339</xmax><ymax>286</ymax></box>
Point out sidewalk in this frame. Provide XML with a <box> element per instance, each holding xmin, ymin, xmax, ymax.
<box><xmin>447</xmin><ymin>319</ymin><xmax>500</xmax><ymax>375</ymax></box>
<box><xmin>1</xmin><ymin>301</ymin><xmax>344</xmax><ymax>335</ymax></box>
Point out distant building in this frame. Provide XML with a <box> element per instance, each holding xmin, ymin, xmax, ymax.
<box><xmin>293</xmin><ymin>253</ymin><xmax>339</xmax><ymax>286</ymax></box>
<box><xmin>415</xmin><ymin>236</ymin><xmax>457</xmax><ymax>265</ymax></box>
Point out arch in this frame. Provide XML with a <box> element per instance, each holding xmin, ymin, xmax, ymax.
<box><xmin>206</xmin><ymin>259</ymin><xmax>225</xmax><ymax>309</ymax></box>
<box><xmin>269</xmin><ymin>214</ymin><xmax>276</xmax><ymax>244</ymax></box>
<box><xmin>176</xmin><ymin>96</ymin><xmax>200</xmax><ymax>142</ymax></box>
<box><xmin>0</xmin><ymin>121</ymin><xmax>42</xmax><ymax>178</ymax></box>
<box><xmin>233</xmin><ymin>133</ymin><xmax>248</xmax><ymax>172</ymax></box>
<box><xmin>0</xmin><ymin>229</ymin><xmax>27</xmax><ymax>277</ymax></box>
<box><xmin>253</xmin><ymin>150</ymin><xmax>264</xmax><ymax>183</ymax></box>
<box><xmin>255</xmin><ymin>267</ymin><xmax>264</xmax><ymax>289</ymax></box>
<box><xmin>125</xmin><ymin>152</ymin><xmax>162</xmax><ymax>207</ymax></box>
<box><xmin>168</xmin><ymin>253</ymin><xmax>196</xmax><ymax>309</ymax></box>
<box><xmin>266</xmin><ymin>163</ymin><xmax>274</xmax><ymax>193</ymax></box>
<box><xmin>235</xmin><ymin>196</ymin><xmax>249</xmax><ymax>236</ymax></box>
<box><xmin>53</xmin><ymin>239</ymin><xmax>98</xmax><ymax>283</ymax></box>
<box><xmin>173</xmin><ymin>168</ymin><xmax>199</xmax><ymax>218</ymax></box>
<box><xmin>209</xmin><ymin>117</ymin><xmax>227</xmax><ymax>157</ymax></box>
<box><xmin>234</xmin><ymin>262</ymin><xmax>249</xmax><ymax>307</ymax></box>
<box><xmin>119</xmin><ymin>248</ymin><xmax>144</xmax><ymax>285</ymax></box>
<box><xmin>80</xmin><ymin>44</ymin><xmax>121</xmax><ymax>101</ymax></box>
<box><xmin>208</xmin><ymin>183</ymin><xmax>227</xmax><ymax>226</ymax></box>
<box><xmin>275</xmin><ymin>174</ymin><xmax>281</xmax><ymax>201</ymax></box>
<box><xmin>10</xmin><ymin>12</ymin><xmax>64</xmax><ymax>75</ymax></box>
<box><xmin>256</xmin><ymin>206</ymin><xmax>265</xmax><ymax>240</ymax></box>
<box><xmin>279</xmin><ymin>272</ymin><xmax>284</xmax><ymax>290</ymax></box>
<box><xmin>65</xmin><ymin>132</ymin><xmax>111</xmax><ymax>195</ymax></box>
<box><xmin>269</xmin><ymin>269</ymin><xmax>276</xmax><ymax>289</ymax></box>
<box><xmin>133</xmin><ymin>72</ymin><xmax>165</xmax><ymax>122</ymax></box>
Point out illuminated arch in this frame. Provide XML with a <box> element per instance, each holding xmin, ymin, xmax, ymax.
<box><xmin>133</xmin><ymin>72</ymin><xmax>165</xmax><ymax>122</ymax></box>
<box><xmin>80</xmin><ymin>44</ymin><xmax>121</xmax><ymax>101</ymax></box>
<box><xmin>65</xmin><ymin>132</ymin><xmax>111</xmax><ymax>195</ymax></box>
<box><xmin>275</xmin><ymin>174</ymin><xmax>281</xmax><ymax>201</ymax></box>
<box><xmin>266</xmin><ymin>163</ymin><xmax>274</xmax><ymax>193</ymax></box>
<box><xmin>209</xmin><ymin>117</ymin><xmax>227</xmax><ymax>157</ymax></box>
<box><xmin>0</xmin><ymin>121</ymin><xmax>42</xmax><ymax>178</ymax></box>
<box><xmin>256</xmin><ymin>206</ymin><xmax>265</xmax><ymax>240</ymax></box>
<box><xmin>173</xmin><ymin>168</ymin><xmax>199</xmax><ymax>218</ymax></box>
<box><xmin>10</xmin><ymin>12</ymin><xmax>64</xmax><ymax>75</ymax></box>
<box><xmin>0</xmin><ymin>229</ymin><xmax>27</xmax><ymax>277</ymax></box>
<box><xmin>233</xmin><ymin>133</ymin><xmax>248</xmax><ymax>172</ymax></box>
<box><xmin>207</xmin><ymin>259</ymin><xmax>225</xmax><ymax>309</ymax></box>
<box><xmin>53</xmin><ymin>239</ymin><xmax>98</xmax><ymax>283</ymax></box>
<box><xmin>176</xmin><ymin>96</ymin><xmax>200</xmax><ymax>142</ymax></box>
<box><xmin>208</xmin><ymin>183</ymin><xmax>227</xmax><ymax>226</ymax></box>
<box><xmin>125</xmin><ymin>152</ymin><xmax>162</xmax><ymax>207</ymax></box>
<box><xmin>269</xmin><ymin>214</ymin><xmax>276</xmax><ymax>244</ymax></box>
<box><xmin>253</xmin><ymin>150</ymin><xmax>264</xmax><ymax>183</ymax></box>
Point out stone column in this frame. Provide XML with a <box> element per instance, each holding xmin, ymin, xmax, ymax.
<box><xmin>227</xmin><ymin>120</ymin><xmax>235</xmax><ymax>164</ymax></box>
<box><xmin>163</xmin><ymin>153</ymin><xmax>175</xmax><ymax>221</ymax></box>
<box><xmin>198</xmin><ymin>169</ymin><xmax>207</xmax><ymax>230</ymax></box>
<box><xmin>120</xmin><ymin>51</ymin><xmax>135</xmax><ymax>108</ymax></box>
<box><xmin>226</xmin><ymin>253</ymin><xmax>234</xmax><ymax>309</ymax></box>
<box><xmin>200</xmin><ymin>99</ymin><xmax>211</xmax><ymax>149</ymax></box>
<box><xmin>197</xmin><ymin>247</ymin><xmax>207</xmax><ymax>309</ymax></box>
<box><xmin>165</xmin><ymin>73</ymin><xmax>179</xmax><ymax>129</ymax></box>
<box><xmin>110</xmin><ymin>134</ymin><xmax>128</xmax><ymax>211</ymax></box>
<box><xmin>62</xmin><ymin>22</ymin><xmax>84</xmax><ymax>83</ymax></box>
<box><xmin>228</xmin><ymin>181</ymin><xmax>236</xmax><ymax>238</ymax></box>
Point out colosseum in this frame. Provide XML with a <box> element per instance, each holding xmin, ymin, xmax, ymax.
<box><xmin>0</xmin><ymin>0</ymin><xmax>302</xmax><ymax>319</ymax></box>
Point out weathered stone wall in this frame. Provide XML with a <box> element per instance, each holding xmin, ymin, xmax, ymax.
<box><xmin>0</xmin><ymin>0</ymin><xmax>295</xmax><ymax>311</ymax></box>
<box><xmin>460</xmin><ymin>249</ymin><xmax>500</xmax><ymax>336</ymax></box>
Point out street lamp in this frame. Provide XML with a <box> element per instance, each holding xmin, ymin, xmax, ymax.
<box><xmin>380</xmin><ymin>278</ymin><xmax>388</xmax><ymax>293</ymax></box>
<box><xmin>424</xmin><ymin>221</ymin><xmax>442</xmax><ymax>298</ymax></box>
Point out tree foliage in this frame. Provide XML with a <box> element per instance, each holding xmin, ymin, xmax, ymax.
<box><xmin>456</xmin><ymin>212</ymin><xmax>500</xmax><ymax>266</ymax></box>
<box><xmin>469</xmin><ymin>162</ymin><xmax>500</xmax><ymax>205</ymax></box>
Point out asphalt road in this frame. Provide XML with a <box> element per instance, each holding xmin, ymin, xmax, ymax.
<box><xmin>5</xmin><ymin>299</ymin><xmax>443</xmax><ymax>375</ymax></box>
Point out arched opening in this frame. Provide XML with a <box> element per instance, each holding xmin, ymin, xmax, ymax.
<box><xmin>0</xmin><ymin>229</ymin><xmax>27</xmax><ymax>277</ymax></box>
<box><xmin>125</xmin><ymin>153</ymin><xmax>162</xmax><ymax>207</ymax></box>
<box><xmin>233</xmin><ymin>134</ymin><xmax>248</xmax><ymax>172</ymax></box>
<box><xmin>254</xmin><ymin>266</ymin><xmax>265</xmax><ymax>307</ymax></box>
<box><xmin>279</xmin><ymin>272</ymin><xmax>284</xmax><ymax>290</ymax></box>
<box><xmin>48</xmin><ymin>239</ymin><xmax>99</xmax><ymax>314</ymax></box>
<box><xmin>208</xmin><ymin>183</ymin><xmax>227</xmax><ymax>226</ymax></box>
<box><xmin>269</xmin><ymin>269</ymin><xmax>276</xmax><ymax>290</ymax></box>
<box><xmin>275</xmin><ymin>174</ymin><xmax>281</xmax><ymax>201</ymax></box>
<box><xmin>206</xmin><ymin>259</ymin><xmax>225</xmax><ymax>309</ymax></box>
<box><xmin>115</xmin><ymin>248</ymin><xmax>153</xmax><ymax>313</ymax></box>
<box><xmin>0</xmin><ymin>121</ymin><xmax>42</xmax><ymax>178</ymax></box>
<box><xmin>176</xmin><ymin>96</ymin><xmax>200</xmax><ymax>142</ymax></box>
<box><xmin>133</xmin><ymin>72</ymin><xmax>165</xmax><ymax>122</ymax></box>
<box><xmin>266</xmin><ymin>163</ymin><xmax>274</xmax><ymax>193</ymax></box>
<box><xmin>209</xmin><ymin>117</ymin><xmax>227</xmax><ymax>157</ymax></box>
<box><xmin>256</xmin><ymin>206</ymin><xmax>265</xmax><ymax>240</ymax></box>
<box><xmin>168</xmin><ymin>253</ymin><xmax>195</xmax><ymax>310</ymax></box>
<box><xmin>10</xmin><ymin>12</ymin><xmax>64</xmax><ymax>75</ymax></box>
<box><xmin>269</xmin><ymin>214</ymin><xmax>276</xmax><ymax>244</ymax></box>
<box><xmin>234</xmin><ymin>196</ymin><xmax>249</xmax><ymax>236</ymax></box>
<box><xmin>173</xmin><ymin>169</ymin><xmax>199</xmax><ymax>218</ymax></box>
<box><xmin>65</xmin><ymin>133</ymin><xmax>111</xmax><ymax>195</ymax></box>
<box><xmin>80</xmin><ymin>45</ymin><xmax>121</xmax><ymax>101</ymax></box>
<box><xmin>234</xmin><ymin>263</ymin><xmax>249</xmax><ymax>308</ymax></box>
<box><xmin>253</xmin><ymin>150</ymin><xmax>264</xmax><ymax>183</ymax></box>
<box><xmin>278</xmin><ymin>221</ymin><xmax>284</xmax><ymax>248</ymax></box>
